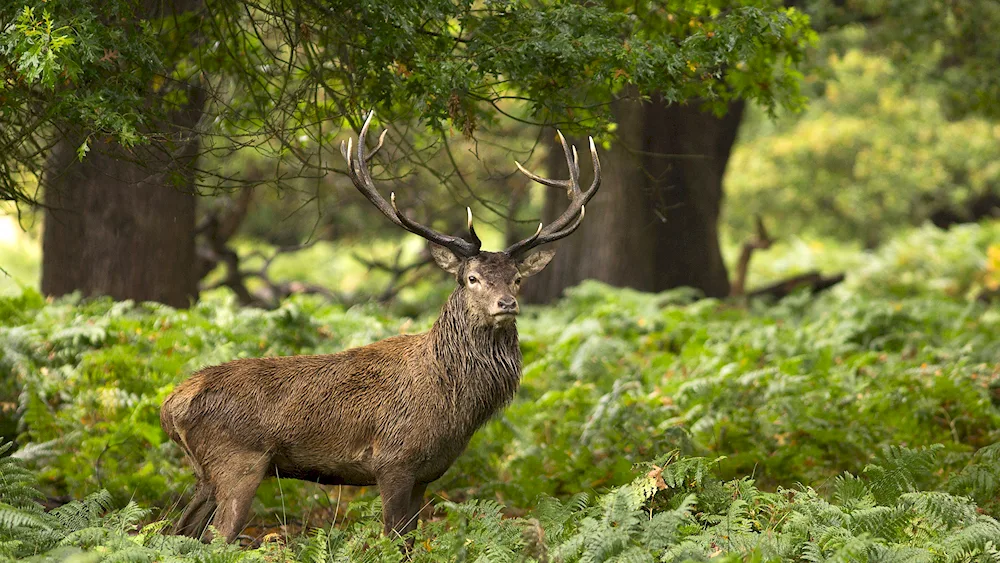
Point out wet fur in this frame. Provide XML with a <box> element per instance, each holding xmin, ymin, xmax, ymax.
<box><xmin>160</xmin><ymin>251</ymin><xmax>549</xmax><ymax>542</ymax></box>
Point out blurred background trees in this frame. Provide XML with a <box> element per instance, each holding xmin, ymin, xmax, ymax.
<box><xmin>1</xmin><ymin>0</ymin><xmax>997</xmax><ymax>307</ymax></box>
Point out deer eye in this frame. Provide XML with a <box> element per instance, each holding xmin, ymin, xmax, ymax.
<box><xmin>513</xmin><ymin>277</ymin><xmax>522</xmax><ymax>286</ymax></box>
<box><xmin>467</xmin><ymin>275</ymin><xmax>479</xmax><ymax>285</ymax></box>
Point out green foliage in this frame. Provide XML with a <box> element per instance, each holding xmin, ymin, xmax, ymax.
<box><xmin>843</xmin><ymin>0</ymin><xmax>1000</xmax><ymax>120</ymax></box>
<box><xmin>0</xmin><ymin>0</ymin><xmax>162</xmax><ymax>201</ymax></box>
<box><xmin>725</xmin><ymin>38</ymin><xmax>1000</xmax><ymax>246</ymax></box>
<box><xmin>2</xmin><ymin>0</ymin><xmax>815</xmax><ymax>204</ymax></box>
<box><xmin>0</xmin><ymin>224</ymin><xmax>998</xmax><ymax>560</ymax></box>
<box><xmin>0</xmin><ymin>293</ymin><xmax>407</xmax><ymax>507</ymax></box>
<box><xmin>732</xmin><ymin>222</ymin><xmax>1000</xmax><ymax>301</ymax></box>
<box><xmin>3</xmin><ymin>439</ymin><xmax>1000</xmax><ymax>562</ymax></box>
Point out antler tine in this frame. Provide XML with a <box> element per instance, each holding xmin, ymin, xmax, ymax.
<box><xmin>342</xmin><ymin>110</ymin><xmax>481</xmax><ymax>257</ymax></box>
<box><xmin>588</xmin><ymin>136</ymin><xmax>602</xmax><ymax>194</ymax></box>
<box><xmin>571</xmin><ymin>145</ymin><xmax>580</xmax><ymax>192</ymax></box>
<box><xmin>512</xmin><ymin>222</ymin><xmax>544</xmax><ymax>251</ymax></box>
<box><xmin>369</xmin><ymin>129</ymin><xmax>387</xmax><ymax>161</ymax></box>
<box><xmin>513</xmin><ymin>161</ymin><xmax>573</xmax><ymax>189</ymax></box>
<box><xmin>467</xmin><ymin>207</ymin><xmax>482</xmax><ymax>249</ymax></box>
<box><xmin>558</xmin><ymin>130</ymin><xmax>580</xmax><ymax>193</ymax></box>
<box><xmin>340</xmin><ymin>137</ymin><xmax>351</xmax><ymax>165</ymax></box>
<box><xmin>505</xmin><ymin>134</ymin><xmax>601</xmax><ymax>257</ymax></box>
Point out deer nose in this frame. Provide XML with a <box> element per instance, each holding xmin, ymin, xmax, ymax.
<box><xmin>497</xmin><ymin>296</ymin><xmax>518</xmax><ymax>313</ymax></box>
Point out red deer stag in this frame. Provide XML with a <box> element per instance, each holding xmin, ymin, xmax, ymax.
<box><xmin>160</xmin><ymin>112</ymin><xmax>601</xmax><ymax>543</ymax></box>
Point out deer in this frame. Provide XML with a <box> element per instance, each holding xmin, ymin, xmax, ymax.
<box><xmin>159</xmin><ymin>111</ymin><xmax>601</xmax><ymax>544</ymax></box>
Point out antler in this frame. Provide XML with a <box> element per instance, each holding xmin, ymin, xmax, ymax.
<box><xmin>504</xmin><ymin>131</ymin><xmax>602</xmax><ymax>258</ymax></box>
<box><xmin>341</xmin><ymin>111</ymin><xmax>482</xmax><ymax>258</ymax></box>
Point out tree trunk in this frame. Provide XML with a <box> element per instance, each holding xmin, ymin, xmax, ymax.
<box><xmin>42</xmin><ymin>138</ymin><xmax>199</xmax><ymax>307</ymax></box>
<box><xmin>41</xmin><ymin>0</ymin><xmax>204</xmax><ymax>308</ymax></box>
<box><xmin>522</xmin><ymin>96</ymin><xmax>744</xmax><ymax>303</ymax></box>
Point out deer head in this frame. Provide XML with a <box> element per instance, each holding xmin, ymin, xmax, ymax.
<box><xmin>340</xmin><ymin>111</ymin><xmax>601</xmax><ymax>327</ymax></box>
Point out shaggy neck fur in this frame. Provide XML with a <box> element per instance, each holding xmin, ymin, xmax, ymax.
<box><xmin>428</xmin><ymin>288</ymin><xmax>522</xmax><ymax>430</ymax></box>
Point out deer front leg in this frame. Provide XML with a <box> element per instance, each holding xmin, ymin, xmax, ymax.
<box><xmin>377</xmin><ymin>472</ymin><xmax>417</xmax><ymax>540</ymax></box>
<box><xmin>402</xmin><ymin>482</ymin><xmax>428</xmax><ymax>537</ymax></box>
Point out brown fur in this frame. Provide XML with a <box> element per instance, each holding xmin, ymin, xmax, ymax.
<box><xmin>160</xmin><ymin>250</ymin><xmax>554</xmax><ymax>542</ymax></box>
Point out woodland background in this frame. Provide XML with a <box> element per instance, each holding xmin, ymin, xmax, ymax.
<box><xmin>1</xmin><ymin>0</ymin><xmax>1000</xmax><ymax>561</ymax></box>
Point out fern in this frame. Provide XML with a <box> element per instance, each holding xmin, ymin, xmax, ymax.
<box><xmin>297</xmin><ymin>527</ymin><xmax>333</xmax><ymax>563</ymax></box>
<box><xmin>864</xmin><ymin>445</ymin><xmax>943</xmax><ymax>505</ymax></box>
<box><xmin>832</xmin><ymin>473</ymin><xmax>876</xmax><ymax>513</ymax></box>
<box><xmin>50</xmin><ymin>489</ymin><xmax>116</xmax><ymax>532</ymax></box>
<box><xmin>0</xmin><ymin>443</ymin><xmax>44</xmax><ymax>506</ymax></box>
<box><xmin>99</xmin><ymin>545</ymin><xmax>161</xmax><ymax>563</ymax></box>
<box><xmin>941</xmin><ymin>520</ymin><xmax>1000</xmax><ymax>562</ymax></box>
<box><xmin>899</xmin><ymin>491</ymin><xmax>978</xmax><ymax>529</ymax></box>
<box><xmin>947</xmin><ymin>442</ymin><xmax>1000</xmax><ymax>513</ymax></box>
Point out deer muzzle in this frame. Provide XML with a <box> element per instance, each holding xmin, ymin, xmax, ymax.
<box><xmin>492</xmin><ymin>295</ymin><xmax>519</xmax><ymax>319</ymax></box>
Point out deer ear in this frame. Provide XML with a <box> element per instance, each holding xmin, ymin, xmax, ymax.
<box><xmin>517</xmin><ymin>250</ymin><xmax>555</xmax><ymax>278</ymax></box>
<box><xmin>430</xmin><ymin>244</ymin><xmax>462</xmax><ymax>275</ymax></box>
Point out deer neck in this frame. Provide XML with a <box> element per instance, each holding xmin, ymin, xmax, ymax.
<box><xmin>428</xmin><ymin>290</ymin><xmax>522</xmax><ymax>422</ymax></box>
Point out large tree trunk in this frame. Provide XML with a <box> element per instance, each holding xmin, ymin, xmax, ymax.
<box><xmin>522</xmin><ymin>97</ymin><xmax>744</xmax><ymax>303</ymax></box>
<box><xmin>41</xmin><ymin>0</ymin><xmax>203</xmax><ymax>308</ymax></box>
<box><xmin>42</xmin><ymin>137</ymin><xmax>200</xmax><ymax>307</ymax></box>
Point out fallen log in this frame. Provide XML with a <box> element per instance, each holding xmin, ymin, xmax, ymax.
<box><xmin>747</xmin><ymin>271</ymin><xmax>846</xmax><ymax>300</ymax></box>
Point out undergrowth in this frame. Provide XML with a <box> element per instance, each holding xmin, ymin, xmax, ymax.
<box><xmin>0</xmin><ymin>223</ymin><xmax>997</xmax><ymax>560</ymax></box>
<box><xmin>2</xmin><ymin>442</ymin><xmax>999</xmax><ymax>561</ymax></box>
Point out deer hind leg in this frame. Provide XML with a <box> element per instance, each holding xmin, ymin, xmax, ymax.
<box><xmin>174</xmin><ymin>480</ymin><xmax>218</xmax><ymax>539</ymax></box>
<box><xmin>205</xmin><ymin>450</ymin><xmax>271</xmax><ymax>543</ymax></box>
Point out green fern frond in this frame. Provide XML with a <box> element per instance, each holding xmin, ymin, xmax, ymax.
<box><xmin>800</xmin><ymin>541</ymin><xmax>824</xmax><ymax>563</ymax></box>
<box><xmin>100</xmin><ymin>545</ymin><xmax>159</xmax><ymax>563</ymax></box>
<box><xmin>50</xmin><ymin>489</ymin><xmax>115</xmax><ymax>531</ymax></box>
<box><xmin>941</xmin><ymin>519</ymin><xmax>1000</xmax><ymax>562</ymax></box>
<box><xmin>639</xmin><ymin>503</ymin><xmax>692</xmax><ymax>552</ymax></box>
<box><xmin>846</xmin><ymin>505</ymin><xmax>908</xmax><ymax>539</ymax></box>
<box><xmin>658</xmin><ymin>455</ymin><xmax>719</xmax><ymax>490</ymax></box>
<box><xmin>818</xmin><ymin>529</ymin><xmax>874</xmax><ymax>563</ymax></box>
<box><xmin>103</xmin><ymin>501</ymin><xmax>151</xmax><ymax>534</ymax></box>
<box><xmin>528</xmin><ymin>493</ymin><xmax>590</xmax><ymax>547</ymax></box>
<box><xmin>0</xmin><ymin>446</ymin><xmax>45</xmax><ymax>511</ymax></box>
<box><xmin>297</xmin><ymin>527</ymin><xmax>331</xmax><ymax>563</ymax></box>
<box><xmin>661</xmin><ymin>538</ymin><xmax>716</xmax><ymax>563</ymax></box>
<box><xmin>605</xmin><ymin>545</ymin><xmax>655</xmax><ymax>563</ymax></box>
<box><xmin>947</xmin><ymin>444</ymin><xmax>1000</xmax><ymax>510</ymax></box>
<box><xmin>58</xmin><ymin>525</ymin><xmax>112</xmax><ymax>549</ymax></box>
<box><xmin>551</xmin><ymin>517</ymin><xmax>596</xmax><ymax>561</ymax></box>
<box><xmin>971</xmin><ymin>442</ymin><xmax>1000</xmax><ymax>463</ymax></box>
<box><xmin>899</xmin><ymin>491</ymin><xmax>978</xmax><ymax>528</ymax></box>
<box><xmin>600</xmin><ymin>485</ymin><xmax>645</xmax><ymax>528</ymax></box>
<box><xmin>141</xmin><ymin>531</ymin><xmax>206</xmax><ymax>555</ymax></box>
<box><xmin>0</xmin><ymin>501</ymin><xmax>51</xmax><ymax>531</ymax></box>
<box><xmin>186</xmin><ymin>551</ymin><xmax>256</xmax><ymax>563</ymax></box>
<box><xmin>864</xmin><ymin>445</ymin><xmax>943</xmax><ymax>505</ymax></box>
<box><xmin>832</xmin><ymin>473</ymin><xmax>876</xmax><ymax>513</ymax></box>
<box><xmin>865</xmin><ymin>544</ymin><xmax>936</xmax><ymax>563</ymax></box>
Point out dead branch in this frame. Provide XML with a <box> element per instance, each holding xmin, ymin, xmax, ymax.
<box><xmin>195</xmin><ymin>188</ymin><xmax>255</xmax><ymax>281</ymax></box>
<box><xmin>730</xmin><ymin>215</ymin><xmax>775</xmax><ymax>297</ymax></box>
<box><xmin>730</xmin><ymin>215</ymin><xmax>846</xmax><ymax>301</ymax></box>
<box><xmin>353</xmin><ymin>247</ymin><xmax>434</xmax><ymax>302</ymax></box>
<box><xmin>200</xmin><ymin>240</ymin><xmax>345</xmax><ymax>309</ymax></box>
